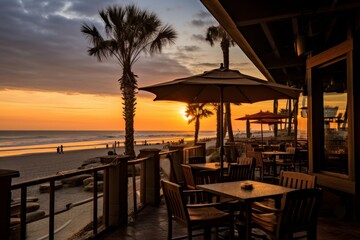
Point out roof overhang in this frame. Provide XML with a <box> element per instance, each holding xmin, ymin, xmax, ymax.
<box><xmin>200</xmin><ymin>0</ymin><xmax>360</xmax><ymax>88</ymax></box>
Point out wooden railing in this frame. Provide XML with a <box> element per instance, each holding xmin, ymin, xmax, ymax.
<box><xmin>2</xmin><ymin>143</ymin><xmax>206</xmax><ymax>239</ymax></box>
<box><xmin>11</xmin><ymin>163</ymin><xmax>114</xmax><ymax>240</ymax></box>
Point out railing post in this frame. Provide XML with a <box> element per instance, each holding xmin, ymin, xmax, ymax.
<box><xmin>138</xmin><ymin>148</ymin><xmax>161</xmax><ymax>206</ymax></box>
<box><xmin>106</xmin><ymin>156</ymin><xmax>130</xmax><ymax>227</ymax></box>
<box><xmin>168</xmin><ymin>145</ymin><xmax>186</xmax><ymax>184</ymax></box>
<box><xmin>196</xmin><ymin>142</ymin><xmax>206</xmax><ymax>157</ymax></box>
<box><xmin>0</xmin><ymin>169</ymin><xmax>19</xmax><ymax>239</ymax></box>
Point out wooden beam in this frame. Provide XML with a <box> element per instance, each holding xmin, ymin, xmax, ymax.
<box><xmin>234</xmin><ymin>2</ymin><xmax>360</xmax><ymax>27</ymax></box>
<box><xmin>267</xmin><ymin>59</ymin><xmax>304</xmax><ymax>70</ymax></box>
<box><xmin>261</xmin><ymin>23</ymin><xmax>288</xmax><ymax>75</ymax></box>
<box><xmin>200</xmin><ymin>0</ymin><xmax>275</xmax><ymax>82</ymax></box>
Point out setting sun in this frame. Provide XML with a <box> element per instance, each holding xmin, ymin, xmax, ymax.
<box><xmin>180</xmin><ymin>108</ymin><xmax>192</xmax><ymax>121</ymax></box>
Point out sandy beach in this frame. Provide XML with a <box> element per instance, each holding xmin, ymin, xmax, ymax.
<box><xmin>0</xmin><ymin>143</ymin><xmax>172</xmax><ymax>183</ymax></box>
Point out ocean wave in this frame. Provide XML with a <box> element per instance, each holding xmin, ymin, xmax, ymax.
<box><xmin>0</xmin><ymin>130</ymin><xmax>215</xmax><ymax>149</ymax></box>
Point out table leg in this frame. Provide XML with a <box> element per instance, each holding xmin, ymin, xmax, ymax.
<box><xmin>245</xmin><ymin>201</ymin><xmax>251</xmax><ymax>240</ymax></box>
<box><xmin>271</xmin><ymin>155</ymin><xmax>277</xmax><ymax>182</ymax></box>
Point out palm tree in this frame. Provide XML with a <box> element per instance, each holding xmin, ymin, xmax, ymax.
<box><xmin>185</xmin><ymin>103</ymin><xmax>213</xmax><ymax>144</ymax></box>
<box><xmin>81</xmin><ymin>5</ymin><xmax>177</xmax><ymax>157</ymax></box>
<box><xmin>205</xmin><ymin>25</ymin><xmax>236</xmax><ymax>146</ymax></box>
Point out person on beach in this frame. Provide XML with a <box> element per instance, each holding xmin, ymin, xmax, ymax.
<box><xmin>56</xmin><ymin>146</ymin><xmax>60</xmax><ymax>154</ymax></box>
<box><xmin>60</xmin><ymin>145</ymin><xmax>63</xmax><ymax>153</ymax></box>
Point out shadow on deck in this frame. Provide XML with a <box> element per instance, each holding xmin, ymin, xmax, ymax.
<box><xmin>99</xmin><ymin>199</ymin><xmax>360</xmax><ymax>240</ymax></box>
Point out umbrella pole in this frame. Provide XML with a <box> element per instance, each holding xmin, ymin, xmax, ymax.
<box><xmin>219</xmin><ymin>87</ymin><xmax>224</xmax><ymax>182</ymax></box>
<box><xmin>261</xmin><ymin>120</ymin><xmax>264</xmax><ymax>146</ymax></box>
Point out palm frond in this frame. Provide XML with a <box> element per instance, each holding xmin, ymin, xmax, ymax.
<box><xmin>150</xmin><ymin>25</ymin><xmax>177</xmax><ymax>54</ymax></box>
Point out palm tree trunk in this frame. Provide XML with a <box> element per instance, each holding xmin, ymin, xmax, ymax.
<box><xmin>246</xmin><ymin>119</ymin><xmax>251</xmax><ymax>138</ymax></box>
<box><xmin>221</xmin><ymin>41</ymin><xmax>234</xmax><ymax>142</ymax></box>
<box><xmin>273</xmin><ymin>100</ymin><xmax>278</xmax><ymax>137</ymax></box>
<box><xmin>216</xmin><ymin>105</ymin><xmax>221</xmax><ymax>148</ymax></box>
<box><xmin>194</xmin><ymin>117</ymin><xmax>200</xmax><ymax>144</ymax></box>
<box><xmin>221</xmin><ymin>41</ymin><xmax>230</xmax><ymax>70</ymax></box>
<box><xmin>226</xmin><ymin>103</ymin><xmax>234</xmax><ymax>142</ymax></box>
<box><xmin>287</xmin><ymin>99</ymin><xmax>292</xmax><ymax>136</ymax></box>
<box><xmin>121</xmin><ymin>69</ymin><xmax>136</xmax><ymax>158</ymax></box>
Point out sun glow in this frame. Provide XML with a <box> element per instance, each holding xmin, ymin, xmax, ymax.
<box><xmin>180</xmin><ymin>108</ymin><xmax>191</xmax><ymax>121</ymax></box>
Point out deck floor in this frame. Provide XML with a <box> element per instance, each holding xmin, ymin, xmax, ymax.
<box><xmin>100</xmin><ymin>200</ymin><xmax>360</xmax><ymax>240</ymax></box>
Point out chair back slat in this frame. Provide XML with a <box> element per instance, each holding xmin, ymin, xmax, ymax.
<box><xmin>161</xmin><ymin>180</ymin><xmax>190</xmax><ymax>226</ymax></box>
<box><xmin>238</xmin><ymin>157</ymin><xmax>256</xmax><ymax>180</ymax></box>
<box><xmin>278</xmin><ymin>188</ymin><xmax>322</xmax><ymax>236</ymax></box>
<box><xmin>195</xmin><ymin>169</ymin><xmax>220</xmax><ymax>185</ymax></box>
<box><xmin>181</xmin><ymin>164</ymin><xmax>196</xmax><ymax>190</ymax></box>
<box><xmin>227</xmin><ymin>164</ymin><xmax>252</xmax><ymax>181</ymax></box>
<box><xmin>246</xmin><ymin>151</ymin><xmax>263</xmax><ymax>168</ymax></box>
<box><xmin>279</xmin><ymin>171</ymin><xmax>316</xmax><ymax>189</ymax></box>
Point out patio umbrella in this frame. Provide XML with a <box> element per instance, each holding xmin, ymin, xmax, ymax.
<box><xmin>251</xmin><ymin>118</ymin><xmax>287</xmax><ymax>144</ymax></box>
<box><xmin>236</xmin><ymin>111</ymin><xmax>288</xmax><ymax>144</ymax></box>
<box><xmin>139</xmin><ymin>66</ymin><xmax>300</xmax><ymax>181</ymax></box>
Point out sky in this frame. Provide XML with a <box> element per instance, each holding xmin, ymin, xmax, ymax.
<box><xmin>0</xmin><ymin>0</ymin><xmax>301</xmax><ymax>131</ymax></box>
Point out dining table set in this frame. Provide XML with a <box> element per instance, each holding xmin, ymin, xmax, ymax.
<box><xmin>196</xmin><ymin>180</ymin><xmax>295</xmax><ymax>240</ymax></box>
<box><xmin>185</xmin><ymin>160</ymin><xmax>295</xmax><ymax>240</ymax></box>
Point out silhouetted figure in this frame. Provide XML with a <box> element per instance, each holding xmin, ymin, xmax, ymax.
<box><xmin>106</xmin><ymin>144</ymin><xmax>108</xmax><ymax>149</ymax></box>
<box><xmin>60</xmin><ymin>145</ymin><xmax>63</xmax><ymax>153</ymax></box>
<box><xmin>56</xmin><ymin>146</ymin><xmax>60</xmax><ymax>154</ymax></box>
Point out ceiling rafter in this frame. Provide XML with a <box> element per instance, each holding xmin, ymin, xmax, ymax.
<box><xmin>261</xmin><ymin>23</ymin><xmax>287</xmax><ymax>75</ymax></box>
<box><xmin>235</xmin><ymin>3</ymin><xmax>360</xmax><ymax>27</ymax></box>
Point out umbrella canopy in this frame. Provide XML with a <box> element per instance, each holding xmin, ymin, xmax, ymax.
<box><xmin>140</xmin><ymin>67</ymin><xmax>301</xmax><ymax>181</ymax></box>
<box><xmin>251</xmin><ymin>118</ymin><xmax>286</xmax><ymax>124</ymax></box>
<box><xmin>141</xmin><ymin>68</ymin><xmax>300</xmax><ymax>103</ymax></box>
<box><xmin>236</xmin><ymin>110</ymin><xmax>288</xmax><ymax>120</ymax></box>
<box><xmin>236</xmin><ymin>111</ymin><xmax>288</xmax><ymax>144</ymax></box>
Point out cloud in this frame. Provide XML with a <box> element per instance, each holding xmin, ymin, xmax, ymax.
<box><xmin>190</xmin><ymin>10</ymin><xmax>216</xmax><ymax>27</ymax></box>
<box><xmin>195</xmin><ymin>10</ymin><xmax>212</xmax><ymax>19</ymax></box>
<box><xmin>0</xmin><ymin>0</ymin><xmax>190</xmax><ymax>96</ymax></box>
<box><xmin>192</xmin><ymin>62</ymin><xmax>220</xmax><ymax>68</ymax></box>
<box><xmin>191</xmin><ymin>34</ymin><xmax>206</xmax><ymax>41</ymax></box>
<box><xmin>177</xmin><ymin>46</ymin><xmax>201</xmax><ymax>52</ymax></box>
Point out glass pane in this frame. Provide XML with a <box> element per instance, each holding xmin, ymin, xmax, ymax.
<box><xmin>319</xmin><ymin>58</ymin><xmax>348</xmax><ymax>174</ymax></box>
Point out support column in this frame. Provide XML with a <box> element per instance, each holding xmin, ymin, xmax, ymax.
<box><xmin>107</xmin><ymin>156</ymin><xmax>130</xmax><ymax>227</ymax></box>
<box><xmin>138</xmin><ymin>148</ymin><xmax>161</xmax><ymax>206</ymax></box>
<box><xmin>0</xmin><ymin>169</ymin><xmax>19</xmax><ymax>239</ymax></box>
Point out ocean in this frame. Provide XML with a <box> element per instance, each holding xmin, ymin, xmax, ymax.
<box><xmin>0</xmin><ymin>130</ymin><xmax>216</xmax><ymax>157</ymax></box>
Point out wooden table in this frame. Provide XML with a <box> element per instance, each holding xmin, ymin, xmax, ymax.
<box><xmin>188</xmin><ymin>162</ymin><xmax>229</xmax><ymax>170</ymax></box>
<box><xmin>262</xmin><ymin>151</ymin><xmax>294</xmax><ymax>178</ymax></box>
<box><xmin>197</xmin><ymin>180</ymin><xmax>294</xmax><ymax>240</ymax></box>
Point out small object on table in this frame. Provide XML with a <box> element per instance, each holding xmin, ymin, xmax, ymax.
<box><xmin>241</xmin><ymin>182</ymin><xmax>253</xmax><ymax>190</ymax></box>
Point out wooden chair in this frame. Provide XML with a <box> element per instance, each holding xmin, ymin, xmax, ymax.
<box><xmin>181</xmin><ymin>164</ymin><xmax>196</xmax><ymax>190</ymax></box>
<box><xmin>251</xmin><ymin>188</ymin><xmax>323</xmax><ymax>240</ymax></box>
<box><xmin>253</xmin><ymin>171</ymin><xmax>317</xmax><ymax>210</ymax></box>
<box><xmin>225</xmin><ymin>163</ymin><xmax>252</xmax><ymax>182</ymax></box>
<box><xmin>167</xmin><ymin>153</ymin><xmax>184</xmax><ymax>186</ymax></box>
<box><xmin>237</xmin><ymin>156</ymin><xmax>256</xmax><ymax>180</ymax></box>
<box><xmin>276</xmin><ymin>147</ymin><xmax>296</xmax><ymax>172</ymax></box>
<box><xmin>182</xmin><ymin>165</ymin><xmax>223</xmax><ymax>203</ymax></box>
<box><xmin>279</xmin><ymin>170</ymin><xmax>316</xmax><ymax>189</ymax></box>
<box><xmin>246</xmin><ymin>151</ymin><xmax>272</xmax><ymax>181</ymax></box>
<box><xmin>194</xmin><ymin>169</ymin><xmax>220</xmax><ymax>185</ymax></box>
<box><xmin>161</xmin><ymin>180</ymin><xmax>234</xmax><ymax>240</ymax></box>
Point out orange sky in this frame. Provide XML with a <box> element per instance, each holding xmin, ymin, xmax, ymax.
<box><xmin>0</xmin><ymin>89</ymin><xmax>307</xmax><ymax>132</ymax></box>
